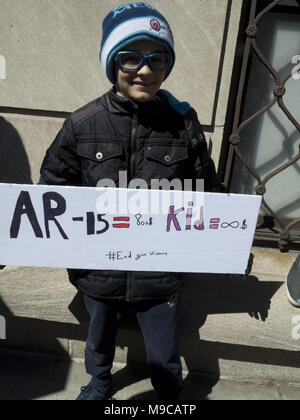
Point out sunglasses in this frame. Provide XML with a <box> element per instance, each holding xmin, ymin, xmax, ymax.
<box><xmin>115</xmin><ymin>51</ymin><xmax>171</xmax><ymax>72</ymax></box>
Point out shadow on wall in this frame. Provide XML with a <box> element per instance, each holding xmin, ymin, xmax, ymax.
<box><xmin>0</xmin><ymin>116</ymin><xmax>32</xmax><ymax>184</ymax></box>
<box><xmin>69</xmin><ymin>274</ymin><xmax>291</xmax><ymax>401</ymax></box>
<box><xmin>124</xmin><ymin>274</ymin><xmax>287</xmax><ymax>400</ymax></box>
<box><xmin>0</xmin><ymin>297</ymin><xmax>72</xmax><ymax>400</ymax></box>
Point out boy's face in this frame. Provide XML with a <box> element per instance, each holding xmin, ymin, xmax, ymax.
<box><xmin>115</xmin><ymin>40</ymin><xmax>166</xmax><ymax>102</ymax></box>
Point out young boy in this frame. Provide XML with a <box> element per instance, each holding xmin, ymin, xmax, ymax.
<box><xmin>40</xmin><ymin>2</ymin><xmax>219</xmax><ymax>400</ymax></box>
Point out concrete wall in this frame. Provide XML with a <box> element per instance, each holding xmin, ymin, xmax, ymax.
<box><xmin>1</xmin><ymin>0</ymin><xmax>300</xmax><ymax>385</ymax></box>
<box><xmin>1</xmin><ymin>0</ymin><xmax>231</xmax><ymax>123</ymax></box>
<box><xmin>0</xmin><ymin>0</ymin><xmax>241</xmax><ymax>175</ymax></box>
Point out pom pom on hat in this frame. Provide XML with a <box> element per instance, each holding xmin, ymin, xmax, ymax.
<box><xmin>100</xmin><ymin>2</ymin><xmax>175</xmax><ymax>83</ymax></box>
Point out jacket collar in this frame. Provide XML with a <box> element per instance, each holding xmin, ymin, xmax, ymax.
<box><xmin>104</xmin><ymin>87</ymin><xmax>168</xmax><ymax>116</ymax></box>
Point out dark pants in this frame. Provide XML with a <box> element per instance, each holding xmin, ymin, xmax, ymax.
<box><xmin>83</xmin><ymin>294</ymin><xmax>184</xmax><ymax>398</ymax></box>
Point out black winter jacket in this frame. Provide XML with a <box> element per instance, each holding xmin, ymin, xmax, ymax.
<box><xmin>40</xmin><ymin>88</ymin><xmax>219</xmax><ymax>301</ymax></box>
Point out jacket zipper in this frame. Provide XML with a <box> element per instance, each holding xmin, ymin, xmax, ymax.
<box><xmin>126</xmin><ymin>104</ymin><xmax>139</xmax><ymax>302</ymax></box>
<box><xmin>129</xmin><ymin>105</ymin><xmax>139</xmax><ymax>180</ymax></box>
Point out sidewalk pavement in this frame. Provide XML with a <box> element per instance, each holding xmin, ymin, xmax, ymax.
<box><xmin>0</xmin><ymin>350</ymin><xmax>299</xmax><ymax>400</ymax></box>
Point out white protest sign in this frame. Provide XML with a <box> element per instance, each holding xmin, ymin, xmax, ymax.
<box><xmin>0</xmin><ymin>184</ymin><xmax>261</xmax><ymax>274</ymax></box>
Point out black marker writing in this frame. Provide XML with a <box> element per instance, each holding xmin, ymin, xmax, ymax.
<box><xmin>241</xmin><ymin>219</ymin><xmax>248</xmax><ymax>230</ymax></box>
<box><xmin>43</xmin><ymin>192</ymin><xmax>68</xmax><ymax>239</ymax></box>
<box><xmin>135</xmin><ymin>214</ymin><xmax>153</xmax><ymax>226</ymax></box>
<box><xmin>10</xmin><ymin>191</ymin><xmax>43</xmax><ymax>239</ymax></box>
<box><xmin>10</xmin><ymin>190</ymin><xmax>69</xmax><ymax>240</ymax></box>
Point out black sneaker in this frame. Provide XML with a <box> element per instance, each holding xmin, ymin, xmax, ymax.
<box><xmin>76</xmin><ymin>385</ymin><xmax>113</xmax><ymax>401</ymax></box>
<box><xmin>286</xmin><ymin>254</ymin><xmax>300</xmax><ymax>308</ymax></box>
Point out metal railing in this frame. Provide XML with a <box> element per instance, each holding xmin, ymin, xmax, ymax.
<box><xmin>224</xmin><ymin>0</ymin><xmax>300</xmax><ymax>251</ymax></box>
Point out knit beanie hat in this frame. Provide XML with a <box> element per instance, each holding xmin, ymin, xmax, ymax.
<box><xmin>100</xmin><ymin>2</ymin><xmax>175</xmax><ymax>84</ymax></box>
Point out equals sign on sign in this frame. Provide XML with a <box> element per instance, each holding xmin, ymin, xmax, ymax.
<box><xmin>209</xmin><ymin>218</ymin><xmax>220</xmax><ymax>229</ymax></box>
<box><xmin>113</xmin><ymin>217</ymin><xmax>130</xmax><ymax>229</ymax></box>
